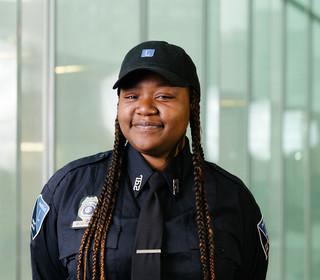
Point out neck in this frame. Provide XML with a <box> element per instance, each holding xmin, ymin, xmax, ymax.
<box><xmin>141</xmin><ymin>154</ymin><xmax>169</xmax><ymax>171</ymax></box>
<box><xmin>140</xmin><ymin>138</ymin><xmax>186</xmax><ymax>171</ymax></box>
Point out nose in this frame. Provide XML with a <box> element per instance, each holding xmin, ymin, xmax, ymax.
<box><xmin>136</xmin><ymin>97</ymin><xmax>158</xmax><ymax>116</ymax></box>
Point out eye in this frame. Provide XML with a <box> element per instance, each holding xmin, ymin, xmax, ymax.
<box><xmin>155</xmin><ymin>93</ymin><xmax>174</xmax><ymax>100</ymax></box>
<box><xmin>125</xmin><ymin>95</ymin><xmax>137</xmax><ymax>100</ymax></box>
<box><xmin>122</xmin><ymin>92</ymin><xmax>138</xmax><ymax>100</ymax></box>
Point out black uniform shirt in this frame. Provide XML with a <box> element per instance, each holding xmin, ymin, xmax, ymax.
<box><xmin>30</xmin><ymin>141</ymin><xmax>269</xmax><ymax>279</ymax></box>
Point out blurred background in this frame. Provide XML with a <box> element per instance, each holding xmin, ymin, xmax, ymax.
<box><xmin>1</xmin><ymin>0</ymin><xmax>319</xmax><ymax>279</ymax></box>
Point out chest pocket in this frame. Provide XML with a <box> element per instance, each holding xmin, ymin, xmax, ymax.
<box><xmin>162</xmin><ymin>210</ymin><xmax>201</xmax><ymax>280</ymax></box>
<box><xmin>58</xmin><ymin>224</ymin><xmax>121</xmax><ymax>280</ymax></box>
<box><xmin>215</xmin><ymin>228</ymin><xmax>242</xmax><ymax>279</ymax></box>
<box><xmin>165</xmin><ymin>212</ymin><xmax>242</xmax><ymax>280</ymax></box>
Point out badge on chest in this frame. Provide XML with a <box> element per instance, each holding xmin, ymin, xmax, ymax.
<box><xmin>71</xmin><ymin>196</ymin><xmax>98</xmax><ymax>229</ymax></box>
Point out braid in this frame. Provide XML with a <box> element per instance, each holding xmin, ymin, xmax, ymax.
<box><xmin>77</xmin><ymin>118</ymin><xmax>126</xmax><ymax>280</ymax></box>
<box><xmin>189</xmin><ymin>90</ymin><xmax>216</xmax><ymax>280</ymax></box>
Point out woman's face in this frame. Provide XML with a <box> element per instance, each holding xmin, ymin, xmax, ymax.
<box><xmin>118</xmin><ymin>73</ymin><xmax>190</xmax><ymax>159</ymax></box>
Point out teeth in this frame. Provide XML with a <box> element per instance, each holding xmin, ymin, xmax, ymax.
<box><xmin>136</xmin><ymin>125</ymin><xmax>160</xmax><ymax>128</ymax></box>
<box><xmin>133</xmin><ymin>122</ymin><xmax>162</xmax><ymax>127</ymax></box>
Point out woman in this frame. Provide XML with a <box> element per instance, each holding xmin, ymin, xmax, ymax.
<box><xmin>30</xmin><ymin>41</ymin><xmax>269</xmax><ymax>280</ymax></box>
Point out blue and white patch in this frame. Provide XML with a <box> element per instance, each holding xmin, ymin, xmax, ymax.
<box><xmin>257</xmin><ymin>217</ymin><xmax>269</xmax><ymax>260</ymax></box>
<box><xmin>141</xmin><ymin>49</ymin><xmax>155</xmax><ymax>57</ymax></box>
<box><xmin>31</xmin><ymin>195</ymin><xmax>50</xmax><ymax>240</ymax></box>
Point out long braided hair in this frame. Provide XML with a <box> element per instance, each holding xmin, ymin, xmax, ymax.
<box><xmin>76</xmin><ymin>89</ymin><xmax>215</xmax><ymax>280</ymax></box>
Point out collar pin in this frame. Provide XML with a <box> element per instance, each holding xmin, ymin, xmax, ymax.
<box><xmin>133</xmin><ymin>174</ymin><xmax>143</xmax><ymax>192</ymax></box>
<box><xmin>172</xmin><ymin>179</ymin><xmax>179</xmax><ymax>196</ymax></box>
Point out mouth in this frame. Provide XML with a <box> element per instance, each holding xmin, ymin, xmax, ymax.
<box><xmin>131</xmin><ymin>121</ymin><xmax>164</xmax><ymax>131</ymax></box>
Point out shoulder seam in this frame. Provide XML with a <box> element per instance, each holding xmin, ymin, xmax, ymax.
<box><xmin>205</xmin><ymin>161</ymin><xmax>244</xmax><ymax>186</ymax></box>
<box><xmin>204</xmin><ymin>161</ymin><xmax>258</xmax><ymax>204</ymax></box>
<box><xmin>46</xmin><ymin>151</ymin><xmax>112</xmax><ymax>204</ymax></box>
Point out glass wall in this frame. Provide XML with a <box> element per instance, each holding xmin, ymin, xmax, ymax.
<box><xmin>1</xmin><ymin>0</ymin><xmax>319</xmax><ymax>279</ymax></box>
<box><xmin>55</xmin><ymin>0</ymin><xmax>140</xmax><ymax>168</ymax></box>
<box><xmin>311</xmin><ymin>1</ymin><xmax>320</xmax><ymax>279</ymax></box>
<box><xmin>19</xmin><ymin>0</ymin><xmax>47</xmax><ymax>278</ymax></box>
<box><xmin>0</xmin><ymin>1</ymin><xmax>18</xmax><ymax>279</ymax></box>
<box><xmin>251</xmin><ymin>1</ymin><xmax>283</xmax><ymax>279</ymax></box>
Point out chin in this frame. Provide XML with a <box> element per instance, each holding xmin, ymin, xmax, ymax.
<box><xmin>131</xmin><ymin>141</ymin><xmax>169</xmax><ymax>157</ymax></box>
<box><xmin>134</xmin><ymin>143</ymin><xmax>159</xmax><ymax>154</ymax></box>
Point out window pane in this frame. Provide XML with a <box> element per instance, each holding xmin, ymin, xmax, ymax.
<box><xmin>284</xmin><ymin>3</ymin><xmax>309</xmax><ymax>279</ymax></box>
<box><xmin>311</xmin><ymin>10</ymin><xmax>320</xmax><ymax>280</ymax></box>
<box><xmin>219</xmin><ymin>0</ymin><xmax>249</xmax><ymax>182</ymax></box>
<box><xmin>55</xmin><ymin>0</ymin><xmax>140</xmax><ymax>168</ymax></box>
<box><xmin>0</xmin><ymin>0</ymin><xmax>17</xmax><ymax>278</ymax></box>
<box><xmin>19</xmin><ymin>0</ymin><xmax>48</xmax><ymax>277</ymax></box>
<box><xmin>204</xmin><ymin>0</ymin><xmax>220</xmax><ymax>162</ymax></box>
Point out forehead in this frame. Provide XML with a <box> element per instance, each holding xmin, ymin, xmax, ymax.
<box><xmin>119</xmin><ymin>70</ymin><xmax>172</xmax><ymax>90</ymax></box>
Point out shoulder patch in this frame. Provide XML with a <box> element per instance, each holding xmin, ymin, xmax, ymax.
<box><xmin>257</xmin><ymin>217</ymin><xmax>269</xmax><ymax>260</ymax></box>
<box><xmin>31</xmin><ymin>195</ymin><xmax>50</xmax><ymax>240</ymax></box>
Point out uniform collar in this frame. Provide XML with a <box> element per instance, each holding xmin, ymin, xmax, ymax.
<box><xmin>126</xmin><ymin>138</ymin><xmax>193</xmax><ymax>198</ymax></box>
<box><xmin>126</xmin><ymin>144</ymin><xmax>153</xmax><ymax>197</ymax></box>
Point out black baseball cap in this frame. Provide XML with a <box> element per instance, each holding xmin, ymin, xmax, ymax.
<box><xmin>113</xmin><ymin>41</ymin><xmax>200</xmax><ymax>95</ymax></box>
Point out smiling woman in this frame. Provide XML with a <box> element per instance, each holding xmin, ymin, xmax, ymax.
<box><xmin>30</xmin><ymin>41</ymin><xmax>268</xmax><ymax>280</ymax></box>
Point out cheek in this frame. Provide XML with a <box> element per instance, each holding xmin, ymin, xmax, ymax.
<box><xmin>117</xmin><ymin>108</ymin><xmax>131</xmax><ymax>139</ymax></box>
<box><xmin>164</xmin><ymin>109</ymin><xmax>189</xmax><ymax>138</ymax></box>
<box><xmin>117</xmin><ymin>104</ymin><xmax>130</xmax><ymax>126</ymax></box>
<box><xmin>175</xmin><ymin>106</ymin><xmax>190</xmax><ymax>128</ymax></box>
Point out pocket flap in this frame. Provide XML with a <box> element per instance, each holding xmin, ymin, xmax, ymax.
<box><xmin>106</xmin><ymin>224</ymin><xmax>121</xmax><ymax>249</ymax></box>
<box><xmin>59</xmin><ymin>224</ymin><xmax>121</xmax><ymax>260</ymax></box>
<box><xmin>215</xmin><ymin>228</ymin><xmax>241</xmax><ymax>266</ymax></box>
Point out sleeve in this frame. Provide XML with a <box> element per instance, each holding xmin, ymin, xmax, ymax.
<box><xmin>30</xmin><ymin>186</ymin><xmax>68</xmax><ymax>280</ymax></box>
<box><xmin>244</xmin><ymin>200</ymin><xmax>269</xmax><ymax>279</ymax></box>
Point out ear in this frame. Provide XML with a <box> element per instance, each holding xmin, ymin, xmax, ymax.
<box><xmin>117</xmin><ymin>89</ymin><xmax>121</xmax><ymax>107</ymax></box>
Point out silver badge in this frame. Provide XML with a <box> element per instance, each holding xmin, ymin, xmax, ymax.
<box><xmin>71</xmin><ymin>196</ymin><xmax>98</xmax><ymax>229</ymax></box>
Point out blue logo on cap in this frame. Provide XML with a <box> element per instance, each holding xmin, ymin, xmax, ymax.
<box><xmin>141</xmin><ymin>49</ymin><xmax>155</xmax><ymax>57</ymax></box>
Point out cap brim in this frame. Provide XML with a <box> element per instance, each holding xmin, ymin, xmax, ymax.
<box><xmin>112</xmin><ymin>66</ymin><xmax>189</xmax><ymax>89</ymax></box>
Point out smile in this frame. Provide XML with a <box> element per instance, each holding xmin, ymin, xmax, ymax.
<box><xmin>132</xmin><ymin>121</ymin><xmax>164</xmax><ymax>130</ymax></box>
